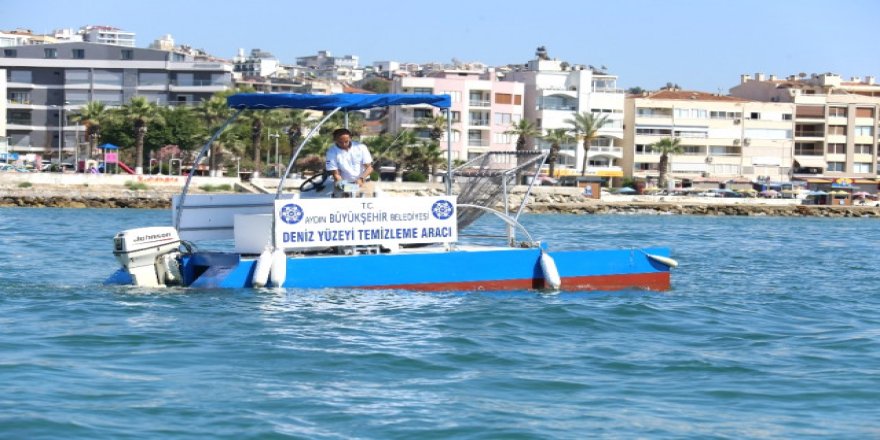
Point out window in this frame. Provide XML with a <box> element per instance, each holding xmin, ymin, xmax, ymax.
<box><xmin>828</xmin><ymin>107</ymin><xmax>847</xmax><ymax>117</ymax></box>
<box><xmin>827</xmin><ymin>126</ymin><xmax>847</xmax><ymax>136</ymax></box>
<box><xmin>8</xmin><ymin>70</ymin><xmax>32</xmax><ymax>82</ymax></box>
<box><xmin>636</xmin><ymin>162</ymin><xmax>658</xmax><ymax>171</ymax></box>
<box><xmin>442</xmin><ymin>91</ymin><xmax>461</xmax><ymax>103</ymax></box>
<box><xmin>494</xmin><ymin>112</ymin><xmax>512</xmax><ymax>125</ymax></box>
<box><xmin>674</xmin><ymin>108</ymin><xmax>708</xmax><ymax>119</ymax></box>
<box><xmin>93</xmin><ymin>90</ymin><xmax>122</xmax><ymax>105</ymax></box>
<box><xmin>44</xmin><ymin>48</ymin><xmax>57</xmax><ymax>59</ymax></box>
<box><xmin>65</xmin><ymin>90</ymin><xmax>90</xmax><ymax>104</ymax></box>
<box><xmin>855</xmin><ymin>144</ymin><xmax>873</xmax><ymax>154</ymax></box>
<box><xmin>749</xmin><ymin>112</ymin><xmax>761</xmax><ymax>120</ymax></box>
<box><xmin>709</xmin><ymin>111</ymin><xmax>741</xmax><ymax>119</ymax></box>
<box><xmin>6</xmin><ymin>110</ymin><xmax>32</xmax><ymax>125</ymax></box>
<box><xmin>495</xmin><ymin>93</ymin><xmax>512</xmax><ymax>104</ymax></box>
<box><xmin>121</xmin><ymin>49</ymin><xmax>133</xmax><ymax>60</ymax></box>
<box><xmin>412</xmin><ymin>108</ymin><xmax>432</xmax><ymax>120</ymax></box>
<box><xmin>855</xmin><ymin>125</ymin><xmax>874</xmax><ymax>136</ymax></box>
<box><xmin>709</xmin><ymin>146</ymin><xmax>740</xmax><ymax>156</ymax></box>
<box><xmin>412</xmin><ymin>87</ymin><xmax>432</xmax><ymax>94</ymax></box>
<box><xmin>94</xmin><ymin>70</ymin><xmax>123</xmax><ymax>86</ymax></box>
<box><xmin>72</xmin><ymin>49</ymin><xmax>85</xmax><ymax>59</ymax></box>
<box><xmin>138</xmin><ymin>72</ymin><xmax>168</xmax><ymax>86</ymax></box>
<box><xmin>635</xmin><ymin>128</ymin><xmax>672</xmax><ymax>136</ymax></box>
<box><xmin>853</xmin><ymin>162</ymin><xmax>873</xmax><ymax>173</ymax></box>
<box><xmin>8</xmin><ymin>91</ymin><xmax>31</xmax><ymax>104</ymax></box>
<box><xmin>493</xmin><ymin>133</ymin><xmax>514</xmax><ymax>144</ymax></box>
<box><xmin>827</xmin><ymin>143</ymin><xmax>846</xmax><ymax>154</ymax></box>
<box><xmin>3</xmin><ymin>49</ymin><xmax>16</xmax><ymax>57</ymax></box>
<box><xmin>450</xmin><ymin>111</ymin><xmax>460</xmax><ymax>122</ymax></box>
<box><xmin>826</xmin><ymin>162</ymin><xmax>844</xmax><ymax>172</ymax></box>
<box><xmin>855</xmin><ymin>107</ymin><xmax>874</xmax><ymax>118</ymax></box>
<box><xmin>65</xmin><ymin>70</ymin><xmax>90</xmax><ymax>85</ymax></box>
<box><xmin>681</xmin><ymin>145</ymin><xmax>704</xmax><ymax>155</ymax></box>
<box><xmin>635</xmin><ymin>144</ymin><xmax>656</xmax><ymax>154</ymax></box>
<box><xmin>172</xmin><ymin>53</ymin><xmax>186</xmax><ymax>62</ymax></box>
<box><xmin>782</xmin><ymin>113</ymin><xmax>792</xmax><ymax>120</ymax></box>
<box><xmin>514</xmin><ymin>94</ymin><xmax>522</xmax><ymax>105</ymax></box>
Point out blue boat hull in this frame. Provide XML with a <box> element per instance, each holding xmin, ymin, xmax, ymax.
<box><xmin>106</xmin><ymin>247</ymin><xmax>672</xmax><ymax>291</ymax></box>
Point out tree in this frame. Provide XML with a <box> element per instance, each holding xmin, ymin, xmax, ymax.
<box><xmin>541</xmin><ymin>128</ymin><xmax>574</xmax><ymax>178</ymax></box>
<box><xmin>626</xmin><ymin>86</ymin><xmax>646</xmax><ymax>95</ymax></box>
<box><xmin>115</xmin><ymin>96</ymin><xmax>165</xmax><ymax>174</ymax></box>
<box><xmin>504</xmin><ymin>119</ymin><xmax>540</xmax><ymax>184</ymax></box>
<box><xmin>651</xmin><ymin>137</ymin><xmax>683</xmax><ymax>189</ymax></box>
<box><xmin>416</xmin><ymin>113</ymin><xmax>449</xmax><ymax>143</ymax></box>
<box><xmin>565</xmin><ymin>112</ymin><xmax>609</xmax><ymax>176</ymax></box>
<box><xmin>69</xmin><ymin>101</ymin><xmax>109</xmax><ymax>160</ymax></box>
<box><xmin>194</xmin><ymin>94</ymin><xmax>233</xmax><ymax>175</ymax></box>
<box><xmin>358</xmin><ymin>77</ymin><xmax>391</xmax><ymax>94</ymax></box>
<box><xmin>390</xmin><ymin>130</ymin><xmax>420</xmax><ymax>181</ymax></box>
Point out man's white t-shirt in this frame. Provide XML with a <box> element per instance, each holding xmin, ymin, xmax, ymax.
<box><xmin>325</xmin><ymin>141</ymin><xmax>372</xmax><ymax>182</ymax></box>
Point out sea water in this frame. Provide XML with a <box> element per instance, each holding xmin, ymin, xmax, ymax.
<box><xmin>0</xmin><ymin>207</ymin><xmax>878</xmax><ymax>439</ymax></box>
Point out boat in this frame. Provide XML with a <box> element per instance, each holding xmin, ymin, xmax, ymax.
<box><xmin>106</xmin><ymin>93</ymin><xmax>676</xmax><ymax>291</ymax></box>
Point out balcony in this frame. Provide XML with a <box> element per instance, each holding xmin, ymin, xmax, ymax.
<box><xmin>587</xmin><ymin>146</ymin><xmax>623</xmax><ymax>159</ymax></box>
<box><xmin>467</xmin><ymin>139</ymin><xmax>489</xmax><ymax>147</ymax></box>
<box><xmin>468</xmin><ymin>99</ymin><xmax>490</xmax><ymax>107</ymax></box>
<box><xmin>794</xmin><ymin>130</ymin><xmax>824</xmax><ymax>138</ymax></box>
<box><xmin>468</xmin><ymin>119</ymin><xmax>490</xmax><ymax>127</ymax></box>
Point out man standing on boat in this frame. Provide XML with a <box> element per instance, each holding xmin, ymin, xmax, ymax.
<box><xmin>325</xmin><ymin>128</ymin><xmax>374</xmax><ymax>197</ymax></box>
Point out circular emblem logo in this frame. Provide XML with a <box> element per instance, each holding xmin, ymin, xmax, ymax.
<box><xmin>279</xmin><ymin>203</ymin><xmax>304</xmax><ymax>224</ymax></box>
<box><xmin>431</xmin><ymin>200</ymin><xmax>454</xmax><ymax>220</ymax></box>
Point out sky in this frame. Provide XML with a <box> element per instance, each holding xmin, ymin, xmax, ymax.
<box><xmin>5</xmin><ymin>0</ymin><xmax>879</xmax><ymax>92</ymax></box>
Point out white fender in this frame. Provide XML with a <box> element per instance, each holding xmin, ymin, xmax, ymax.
<box><xmin>269</xmin><ymin>248</ymin><xmax>287</xmax><ymax>287</ymax></box>
<box><xmin>540</xmin><ymin>251</ymin><xmax>562</xmax><ymax>290</ymax></box>
<box><xmin>645</xmin><ymin>253</ymin><xmax>679</xmax><ymax>268</ymax></box>
<box><xmin>252</xmin><ymin>246</ymin><xmax>272</xmax><ymax>288</ymax></box>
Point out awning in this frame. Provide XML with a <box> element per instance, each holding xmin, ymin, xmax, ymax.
<box><xmin>794</xmin><ymin>156</ymin><xmax>827</xmax><ymax>168</ymax></box>
<box><xmin>596</xmin><ymin>170</ymin><xmax>624</xmax><ymax>177</ymax></box>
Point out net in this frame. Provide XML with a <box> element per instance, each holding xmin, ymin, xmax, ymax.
<box><xmin>452</xmin><ymin>150</ymin><xmax>547</xmax><ymax>230</ymax></box>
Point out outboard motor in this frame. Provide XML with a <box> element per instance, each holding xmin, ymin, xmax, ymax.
<box><xmin>113</xmin><ymin>227</ymin><xmax>183</xmax><ymax>287</ymax></box>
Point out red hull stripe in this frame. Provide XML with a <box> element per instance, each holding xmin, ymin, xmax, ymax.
<box><xmin>358</xmin><ymin>272</ymin><xmax>671</xmax><ymax>292</ymax></box>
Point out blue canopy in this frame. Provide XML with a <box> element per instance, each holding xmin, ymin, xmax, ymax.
<box><xmin>227</xmin><ymin>93</ymin><xmax>451</xmax><ymax>111</ymax></box>
<box><xmin>100</xmin><ymin>143</ymin><xmax>119</xmax><ymax>150</ymax></box>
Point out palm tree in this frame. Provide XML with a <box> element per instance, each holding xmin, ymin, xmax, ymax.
<box><xmin>504</xmin><ymin>119</ymin><xmax>540</xmax><ymax>183</ymax></box>
<box><xmin>194</xmin><ymin>94</ymin><xmax>232</xmax><ymax>176</ymax></box>
<box><xmin>283</xmin><ymin>109</ymin><xmax>316</xmax><ymax>164</ymax></box>
<box><xmin>116</xmin><ymin>96</ymin><xmax>164</xmax><ymax>174</ymax></box>
<box><xmin>69</xmin><ymin>101</ymin><xmax>108</xmax><ymax>161</ymax></box>
<box><xmin>390</xmin><ymin>130</ymin><xmax>419</xmax><ymax>181</ymax></box>
<box><xmin>541</xmin><ymin>128</ymin><xmax>574</xmax><ymax>178</ymax></box>
<box><xmin>565</xmin><ymin>112</ymin><xmax>610</xmax><ymax>176</ymax></box>
<box><xmin>416</xmin><ymin>113</ymin><xmax>449</xmax><ymax>143</ymax></box>
<box><xmin>651</xmin><ymin>137</ymin><xmax>683</xmax><ymax>189</ymax></box>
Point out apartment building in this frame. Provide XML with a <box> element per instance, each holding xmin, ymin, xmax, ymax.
<box><xmin>505</xmin><ymin>50</ymin><xmax>625</xmax><ymax>178</ymax></box>
<box><xmin>388</xmin><ymin>68</ymin><xmax>525</xmax><ymax>161</ymax></box>
<box><xmin>80</xmin><ymin>25</ymin><xmax>135</xmax><ymax>47</ymax></box>
<box><xmin>623</xmin><ymin>89</ymin><xmax>796</xmax><ymax>186</ymax></box>
<box><xmin>233</xmin><ymin>48</ymin><xmax>280</xmax><ymax>78</ymax></box>
<box><xmin>730</xmin><ymin>72</ymin><xmax>880</xmax><ymax>182</ymax></box>
<box><xmin>1</xmin><ymin>42</ymin><xmax>233</xmax><ymax>156</ymax></box>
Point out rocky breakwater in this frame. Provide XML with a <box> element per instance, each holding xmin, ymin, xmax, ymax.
<box><xmin>0</xmin><ymin>186</ymin><xmax>172</xmax><ymax>209</ymax></box>
<box><xmin>517</xmin><ymin>189</ymin><xmax>880</xmax><ymax>218</ymax></box>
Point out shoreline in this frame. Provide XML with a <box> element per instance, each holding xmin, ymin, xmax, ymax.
<box><xmin>1</xmin><ymin>175</ymin><xmax>879</xmax><ymax>217</ymax></box>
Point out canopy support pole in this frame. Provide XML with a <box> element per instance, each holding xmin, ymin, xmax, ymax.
<box><xmin>444</xmin><ymin>108</ymin><xmax>452</xmax><ymax>196</ymax></box>
<box><xmin>175</xmin><ymin>109</ymin><xmax>244</xmax><ymax>231</ymax></box>
<box><xmin>275</xmin><ymin>107</ymin><xmax>341</xmax><ymax>197</ymax></box>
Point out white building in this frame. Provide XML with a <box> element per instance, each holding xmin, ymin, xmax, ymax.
<box><xmin>505</xmin><ymin>49</ymin><xmax>625</xmax><ymax>179</ymax></box>
<box><xmin>79</xmin><ymin>25</ymin><xmax>135</xmax><ymax>47</ymax></box>
<box><xmin>233</xmin><ymin>48</ymin><xmax>280</xmax><ymax>78</ymax></box>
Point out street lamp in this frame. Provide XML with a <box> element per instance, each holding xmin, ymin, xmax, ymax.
<box><xmin>269</xmin><ymin>132</ymin><xmax>280</xmax><ymax>177</ymax></box>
